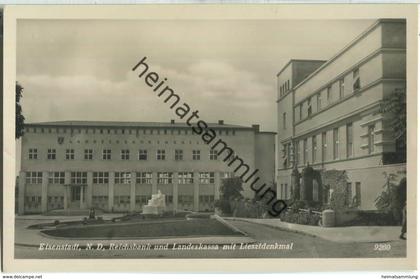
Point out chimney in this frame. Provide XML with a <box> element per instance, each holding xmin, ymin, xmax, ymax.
<box><xmin>218</xmin><ymin>120</ymin><xmax>224</xmax><ymax>125</ymax></box>
<box><xmin>170</xmin><ymin>119</ymin><xmax>175</xmax><ymax>124</ymax></box>
<box><xmin>252</xmin><ymin>124</ymin><xmax>260</xmax><ymax>132</ymax></box>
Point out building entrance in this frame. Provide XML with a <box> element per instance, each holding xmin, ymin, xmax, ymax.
<box><xmin>70</xmin><ymin>186</ymin><xmax>81</xmax><ymax>208</ymax></box>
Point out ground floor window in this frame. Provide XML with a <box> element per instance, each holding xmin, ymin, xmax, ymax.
<box><xmin>165</xmin><ymin>195</ymin><xmax>173</xmax><ymax>205</ymax></box>
<box><xmin>114</xmin><ymin>195</ymin><xmax>130</xmax><ymax>207</ymax></box>
<box><xmin>179</xmin><ymin>195</ymin><xmax>193</xmax><ymax>210</ymax></box>
<box><xmin>135</xmin><ymin>195</ymin><xmax>151</xmax><ymax>206</ymax></box>
<box><xmin>199</xmin><ymin>195</ymin><xmax>214</xmax><ymax>203</ymax></box>
<box><xmin>24</xmin><ymin>196</ymin><xmax>41</xmax><ymax>209</ymax></box>
<box><xmin>47</xmin><ymin>196</ymin><xmax>64</xmax><ymax>209</ymax></box>
<box><xmin>92</xmin><ymin>196</ymin><xmax>108</xmax><ymax>209</ymax></box>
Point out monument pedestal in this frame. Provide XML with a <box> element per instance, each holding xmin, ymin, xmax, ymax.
<box><xmin>142</xmin><ymin>205</ymin><xmax>164</xmax><ymax>215</ymax></box>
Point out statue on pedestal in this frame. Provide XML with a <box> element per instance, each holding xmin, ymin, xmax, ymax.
<box><xmin>142</xmin><ymin>190</ymin><xmax>167</xmax><ymax>215</ymax></box>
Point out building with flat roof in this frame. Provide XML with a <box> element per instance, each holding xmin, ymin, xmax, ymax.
<box><xmin>17</xmin><ymin>120</ymin><xmax>275</xmax><ymax>214</ymax></box>
<box><xmin>276</xmin><ymin>19</ymin><xmax>406</xmax><ymax>209</ymax></box>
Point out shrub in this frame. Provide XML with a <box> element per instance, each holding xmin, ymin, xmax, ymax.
<box><xmin>280</xmin><ymin>210</ymin><xmax>320</xmax><ymax>226</ymax></box>
<box><xmin>214</xmin><ymin>199</ymin><xmax>232</xmax><ymax>215</ymax></box>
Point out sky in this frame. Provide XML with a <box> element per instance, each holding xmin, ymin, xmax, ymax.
<box><xmin>17</xmin><ymin>19</ymin><xmax>375</xmax><ymax>133</ymax></box>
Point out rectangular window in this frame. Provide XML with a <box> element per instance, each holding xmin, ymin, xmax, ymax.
<box><xmin>138</xmin><ymin>149</ymin><xmax>148</xmax><ymax>160</ymax></box>
<box><xmin>221</xmin><ymin>172</ymin><xmax>233</xmax><ymax>179</ymax></box>
<box><xmin>295</xmin><ymin>141</ymin><xmax>300</xmax><ymax>165</ymax></box>
<box><xmin>192</xmin><ymin>150</ymin><xmax>201</xmax><ymax>160</ymax></box>
<box><xmin>355</xmin><ymin>182</ymin><xmax>362</xmax><ymax>207</ymax></box>
<box><xmin>322</xmin><ymin>132</ymin><xmax>327</xmax><ymax>162</ymax></box>
<box><xmin>47</xmin><ymin>149</ymin><xmax>56</xmax><ymax>160</ymax></box>
<box><xmin>368</xmin><ymin>125</ymin><xmax>375</xmax><ymax>154</ymax></box>
<box><xmin>210</xmin><ymin>150</ymin><xmax>218</xmax><ymax>160</ymax></box>
<box><xmin>303</xmin><ymin>138</ymin><xmax>308</xmax><ymax>164</ymax></box>
<box><xmin>307</xmin><ymin>99</ymin><xmax>312</xmax><ymax>117</ymax></box>
<box><xmin>28</xmin><ymin>148</ymin><xmax>38</xmax><ymax>160</ymax></box>
<box><xmin>102</xmin><ymin>149</ymin><xmax>111</xmax><ymax>160</ymax></box>
<box><xmin>135</xmin><ymin>195</ymin><xmax>151</xmax><ymax>205</ymax></box>
<box><xmin>158</xmin><ymin>172</ymin><xmax>173</xmax><ymax>184</ymax></box>
<box><xmin>175</xmin><ymin>149</ymin><xmax>183</xmax><ymax>161</ymax></box>
<box><xmin>346</xmin><ymin>123</ymin><xmax>353</xmax><ymax>158</ymax></box>
<box><xmin>316</xmin><ymin>93</ymin><xmax>321</xmax><ymax>112</ymax></box>
<box><xmin>339</xmin><ymin>78</ymin><xmax>345</xmax><ymax>99</ymax></box>
<box><xmin>299</xmin><ymin>104</ymin><xmax>303</xmax><ymax>120</ymax></box>
<box><xmin>283</xmin><ymin>112</ymin><xmax>286</xmax><ymax>129</ymax></box>
<box><xmin>157</xmin><ymin>149</ymin><xmax>166</xmax><ymax>160</ymax></box>
<box><xmin>179</xmin><ymin>195</ymin><xmax>193</xmax><ymax>205</ymax></box>
<box><xmin>48</xmin><ymin>172</ymin><xmax>65</xmax><ymax>184</ymax></box>
<box><xmin>178</xmin><ymin>172</ymin><xmax>194</xmax><ymax>184</ymax></box>
<box><xmin>199</xmin><ymin>172</ymin><xmax>215</xmax><ymax>184</ymax></box>
<box><xmin>136</xmin><ymin>172</ymin><xmax>152</xmax><ymax>184</ymax></box>
<box><xmin>333</xmin><ymin>128</ymin><xmax>339</xmax><ymax>160</ymax></box>
<box><xmin>282</xmin><ymin>144</ymin><xmax>287</xmax><ymax>167</ymax></box>
<box><xmin>26</xmin><ymin>172</ymin><xmax>43</xmax><ymax>184</ymax></box>
<box><xmin>327</xmin><ymin>86</ymin><xmax>331</xmax><ymax>103</ymax></box>
<box><xmin>280</xmin><ymin>184</ymin><xmax>284</xmax><ymax>199</ymax></box>
<box><xmin>115</xmin><ymin>172</ymin><xmax>131</xmax><ymax>184</ymax></box>
<box><xmin>353</xmin><ymin>68</ymin><xmax>361</xmax><ymax>91</ymax></box>
<box><xmin>121</xmin><ymin>149</ymin><xmax>130</xmax><ymax>160</ymax></box>
<box><xmin>70</xmin><ymin>172</ymin><xmax>87</xmax><ymax>185</ymax></box>
<box><xmin>312</xmin><ymin>135</ymin><xmax>317</xmax><ymax>163</ymax></box>
<box><xmin>84</xmin><ymin>149</ymin><xmax>93</xmax><ymax>160</ymax></box>
<box><xmin>346</xmin><ymin>182</ymin><xmax>352</xmax><ymax>206</ymax></box>
<box><xmin>93</xmin><ymin>172</ymin><xmax>109</xmax><ymax>184</ymax></box>
<box><xmin>287</xmin><ymin>143</ymin><xmax>292</xmax><ymax>167</ymax></box>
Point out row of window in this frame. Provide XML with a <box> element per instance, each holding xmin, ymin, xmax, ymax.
<box><xmin>24</xmin><ymin>195</ymin><xmax>215</xmax><ymax>207</ymax></box>
<box><xmin>25</xmin><ymin>171</ymin><xmax>232</xmax><ymax>185</ymax></box>
<box><xmin>28</xmin><ymin>148</ymin><xmax>219</xmax><ymax>161</ymax></box>
<box><xmin>26</xmin><ymin>127</ymin><xmax>237</xmax><ymax>136</ymax></box>
<box><xmin>283</xmin><ymin>122</ymin><xmax>375</xmax><ymax>167</ymax></box>
<box><xmin>294</xmin><ymin>68</ymin><xmax>361</xmax><ymax>122</ymax></box>
<box><xmin>278</xmin><ymin>79</ymin><xmax>290</xmax><ymax>98</ymax></box>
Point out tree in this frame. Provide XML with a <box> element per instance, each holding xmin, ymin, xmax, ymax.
<box><xmin>219</xmin><ymin>177</ymin><xmax>243</xmax><ymax>200</ymax></box>
<box><xmin>214</xmin><ymin>177</ymin><xmax>243</xmax><ymax>214</ymax></box>
<box><xmin>16</xmin><ymin>82</ymin><xmax>25</xmax><ymax>139</ymax></box>
<box><xmin>380</xmin><ymin>88</ymin><xmax>406</xmax><ymax>163</ymax></box>
<box><xmin>375</xmin><ymin>172</ymin><xmax>406</xmax><ymax>224</ymax></box>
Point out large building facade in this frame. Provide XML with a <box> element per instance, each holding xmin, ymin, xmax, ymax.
<box><xmin>276</xmin><ymin>19</ymin><xmax>406</xmax><ymax>210</ymax></box>
<box><xmin>18</xmin><ymin>120</ymin><xmax>275</xmax><ymax>214</ymax></box>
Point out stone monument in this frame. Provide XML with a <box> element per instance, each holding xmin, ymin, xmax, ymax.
<box><xmin>142</xmin><ymin>190</ymin><xmax>166</xmax><ymax>215</ymax></box>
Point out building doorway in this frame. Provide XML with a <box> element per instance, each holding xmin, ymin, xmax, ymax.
<box><xmin>70</xmin><ymin>186</ymin><xmax>81</xmax><ymax>208</ymax></box>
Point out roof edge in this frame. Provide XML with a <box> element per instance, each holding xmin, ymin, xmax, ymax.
<box><xmin>292</xmin><ymin>18</ymin><xmax>405</xmax><ymax>91</ymax></box>
<box><xmin>276</xmin><ymin>59</ymin><xmax>327</xmax><ymax>78</ymax></box>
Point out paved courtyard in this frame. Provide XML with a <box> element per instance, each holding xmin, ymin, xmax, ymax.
<box><xmin>15</xmin><ymin>219</ymin><xmax>406</xmax><ymax>258</ymax></box>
